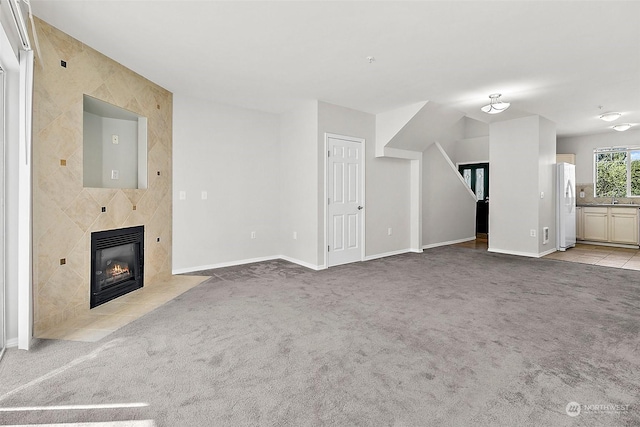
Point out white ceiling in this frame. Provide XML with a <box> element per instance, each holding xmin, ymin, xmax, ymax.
<box><xmin>30</xmin><ymin>0</ymin><xmax>640</xmax><ymax>137</ymax></box>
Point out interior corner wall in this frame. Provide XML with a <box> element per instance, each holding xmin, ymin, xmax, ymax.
<box><xmin>432</xmin><ymin>117</ymin><xmax>465</xmax><ymax>159</ymax></box>
<box><xmin>172</xmin><ymin>95</ymin><xmax>280</xmax><ymax>272</ymax></box>
<box><xmin>489</xmin><ymin>116</ymin><xmax>541</xmax><ymax>256</ymax></box>
<box><xmin>318</xmin><ymin>101</ymin><xmax>411</xmax><ymax>260</ymax></box>
<box><xmin>422</xmin><ymin>143</ymin><xmax>476</xmax><ymax>247</ymax></box>
<box><xmin>454</xmin><ymin>137</ymin><xmax>489</xmax><ymax>165</ymax></box>
<box><xmin>537</xmin><ymin>117</ymin><xmax>557</xmax><ymax>253</ymax></box>
<box><xmin>279</xmin><ymin>101</ymin><xmax>319</xmax><ymax>267</ymax></box>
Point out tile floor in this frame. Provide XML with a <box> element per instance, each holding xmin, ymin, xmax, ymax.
<box><xmin>455</xmin><ymin>237</ymin><xmax>640</xmax><ymax>270</ymax></box>
<box><xmin>38</xmin><ymin>275</ymin><xmax>210</xmax><ymax>342</ymax></box>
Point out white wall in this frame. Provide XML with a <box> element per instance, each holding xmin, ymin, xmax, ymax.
<box><xmin>444</xmin><ymin>117</ymin><xmax>489</xmax><ymax>166</ymax></box>
<box><xmin>537</xmin><ymin>117</ymin><xmax>557</xmax><ymax>253</ymax></box>
<box><xmin>82</xmin><ymin>112</ymin><xmax>102</xmax><ymax>187</ymax></box>
<box><xmin>454</xmin><ymin>137</ymin><xmax>489</xmax><ymax>165</ymax></box>
<box><xmin>489</xmin><ymin>116</ymin><xmax>543</xmax><ymax>256</ymax></box>
<box><xmin>464</xmin><ymin>116</ymin><xmax>490</xmax><ymax>139</ymax></box>
<box><xmin>318</xmin><ymin>101</ymin><xmax>412</xmax><ymax>259</ymax></box>
<box><xmin>422</xmin><ymin>143</ymin><xmax>476</xmax><ymax>247</ymax></box>
<box><xmin>433</xmin><ymin>117</ymin><xmax>465</xmax><ymax>159</ymax></box>
<box><xmin>279</xmin><ymin>100</ymin><xmax>319</xmax><ymax>267</ymax></box>
<box><xmin>172</xmin><ymin>94</ymin><xmax>280</xmax><ymax>272</ymax></box>
<box><xmin>84</xmin><ymin>113</ymin><xmax>139</xmax><ymax>189</ymax></box>
<box><xmin>557</xmin><ymin>128</ymin><xmax>640</xmax><ymax>184</ymax></box>
<box><xmin>173</xmin><ymin>98</ymin><xmax>415</xmax><ymax>272</ymax></box>
<box><xmin>101</xmin><ymin>117</ymin><xmax>138</xmax><ymax>188</ymax></box>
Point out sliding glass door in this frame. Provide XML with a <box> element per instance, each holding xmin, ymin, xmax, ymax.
<box><xmin>0</xmin><ymin>66</ymin><xmax>5</xmax><ymax>359</ymax></box>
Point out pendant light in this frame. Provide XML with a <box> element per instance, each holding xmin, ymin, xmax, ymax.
<box><xmin>481</xmin><ymin>94</ymin><xmax>510</xmax><ymax>114</ymax></box>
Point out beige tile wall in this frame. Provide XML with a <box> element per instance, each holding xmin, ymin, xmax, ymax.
<box><xmin>32</xmin><ymin>18</ymin><xmax>173</xmax><ymax>335</ymax></box>
<box><xmin>576</xmin><ymin>183</ymin><xmax>640</xmax><ymax>205</ymax></box>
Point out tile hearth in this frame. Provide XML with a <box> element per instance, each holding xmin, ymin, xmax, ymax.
<box><xmin>38</xmin><ymin>275</ymin><xmax>209</xmax><ymax>342</ymax></box>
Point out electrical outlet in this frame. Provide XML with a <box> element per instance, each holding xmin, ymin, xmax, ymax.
<box><xmin>251</xmin><ymin>231</ymin><xmax>256</xmax><ymax>239</ymax></box>
<box><xmin>179</xmin><ymin>191</ymin><xmax>186</xmax><ymax>200</ymax></box>
<box><xmin>112</xmin><ymin>134</ymin><xmax>119</xmax><ymax>144</ymax></box>
<box><xmin>201</xmin><ymin>191</ymin><xmax>207</xmax><ymax>200</ymax></box>
<box><xmin>111</xmin><ymin>170</ymin><xmax>119</xmax><ymax>180</ymax></box>
<box><xmin>530</xmin><ymin>229</ymin><xmax>536</xmax><ymax>237</ymax></box>
<box><xmin>543</xmin><ymin>227</ymin><xmax>549</xmax><ymax>244</ymax></box>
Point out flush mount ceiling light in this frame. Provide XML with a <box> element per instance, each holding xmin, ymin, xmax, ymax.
<box><xmin>599</xmin><ymin>112</ymin><xmax>622</xmax><ymax>122</ymax></box>
<box><xmin>612</xmin><ymin>123</ymin><xmax>633</xmax><ymax>132</ymax></box>
<box><xmin>481</xmin><ymin>93</ymin><xmax>510</xmax><ymax>114</ymax></box>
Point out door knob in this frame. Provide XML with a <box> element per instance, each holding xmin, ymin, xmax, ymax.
<box><xmin>357</xmin><ymin>206</ymin><xmax>364</xmax><ymax>210</ymax></box>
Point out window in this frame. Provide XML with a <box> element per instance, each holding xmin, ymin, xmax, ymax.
<box><xmin>594</xmin><ymin>147</ymin><xmax>640</xmax><ymax>197</ymax></box>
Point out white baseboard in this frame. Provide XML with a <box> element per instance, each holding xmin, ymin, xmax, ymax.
<box><xmin>488</xmin><ymin>247</ymin><xmax>553</xmax><ymax>258</ymax></box>
<box><xmin>175</xmin><ymin>247</ymin><xmax>446</xmax><ymax>274</ymax></box>
<box><xmin>364</xmin><ymin>248</ymin><xmax>413</xmax><ymax>262</ymax></box>
<box><xmin>422</xmin><ymin>236</ymin><xmax>475</xmax><ymax>250</ymax></box>
<box><xmin>6</xmin><ymin>337</ymin><xmax>18</xmax><ymax>348</ymax></box>
<box><xmin>172</xmin><ymin>255</ymin><xmax>280</xmax><ymax>275</ymax></box>
<box><xmin>279</xmin><ymin>256</ymin><xmax>325</xmax><ymax>271</ymax></box>
<box><xmin>173</xmin><ymin>255</ymin><xmax>325</xmax><ymax>274</ymax></box>
<box><xmin>538</xmin><ymin>247</ymin><xmax>557</xmax><ymax>257</ymax></box>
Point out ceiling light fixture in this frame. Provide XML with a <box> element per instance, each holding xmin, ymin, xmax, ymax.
<box><xmin>599</xmin><ymin>112</ymin><xmax>622</xmax><ymax>122</ymax></box>
<box><xmin>481</xmin><ymin>93</ymin><xmax>510</xmax><ymax>114</ymax></box>
<box><xmin>612</xmin><ymin>123</ymin><xmax>633</xmax><ymax>132</ymax></box>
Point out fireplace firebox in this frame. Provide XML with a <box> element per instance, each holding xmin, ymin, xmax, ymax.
<box><xmin>91</xmin><ymin>226</ymin><xmax>144</xmax><ymax>308</ymax></box>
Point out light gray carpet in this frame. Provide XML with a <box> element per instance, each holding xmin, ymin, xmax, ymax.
<box><xmin>0</xmin><ymin>247</ymin><xmax>638</xmax><ymax>426</ymax></box>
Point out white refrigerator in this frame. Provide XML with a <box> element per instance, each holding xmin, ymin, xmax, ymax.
<box><xmin>557</xmin><ymin>162</ymin><xmax>576</xmax><ymax>251</ymax></box>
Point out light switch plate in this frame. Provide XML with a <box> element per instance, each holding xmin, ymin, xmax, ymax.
<box><xmin>201</xmin><ymin>191</ymin><xmax>207</xmax><ymax>200</ymax></box>
<box><xmin>179</xmin><ymin>191</ymin><xmax>186</xmax><ymax>200</ymax></box>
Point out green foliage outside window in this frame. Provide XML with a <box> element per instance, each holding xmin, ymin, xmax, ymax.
<box><xmin>632</xmin><ymin>154</ymin><xmax>640</xmax><ymax>196</ymax></box>
<box><xmin>595</xmin><ymin>149</ymin><xmax>640</xmax><ymax>197</ymax></box>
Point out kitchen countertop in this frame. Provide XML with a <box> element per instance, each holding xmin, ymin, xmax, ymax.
<box><xmin>577</xmin><ymin>203</ymin><xmax>640</xmax><ymax>207</ymax></box>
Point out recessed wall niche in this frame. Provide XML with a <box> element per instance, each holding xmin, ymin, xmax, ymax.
<box><xmin>83</xmin><ymin>95</ymin><xmax>148</xmax><ymax>189</ymax></box>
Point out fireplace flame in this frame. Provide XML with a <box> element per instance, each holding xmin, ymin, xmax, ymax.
<box><xmin>107</xmin><ymin>261</ymin><xmax>130</xmax><ymax>278</ymax></box>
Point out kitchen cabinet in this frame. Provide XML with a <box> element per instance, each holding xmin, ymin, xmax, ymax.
<box><xmin>583</xmin><ymin>207</ymin><xmax>608</xmax><ymax>242</ymax></box>
<box><xmin>578</xmin><ymin>206</ymin><xmax>639</xmax><ymax>245</ymax></box>
<box><xmin>576</xmin><ymin>206</ymin><xmax>583</xmax><ymax>240</ymax></box>
<box><xmin>556</xmin><ymin>153</ymin><xmax>576</xmax><ymax>164</ymax></box>
<box><xmin>610</xmin><ymin>208</ymin><xmax>639</xmax><ymax>245</ymax></box>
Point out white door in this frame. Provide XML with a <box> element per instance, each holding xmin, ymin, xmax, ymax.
<box><xmin>327</xmin><ymin>135</ymin><xmax>364</xmax><ymax>267</ymax></box>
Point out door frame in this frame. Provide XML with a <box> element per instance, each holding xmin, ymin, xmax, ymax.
<box><xmin>457</xmin><ymin>161</ymin><xmax>490</xmax><ymax>197</ymax></box>
<box><xmin>457</xmin><ymin>161</ymin><xmax>490</xmax><ymax>235</ymax></box>
<box><xmin>324</xmin><ymin>133</ymin><xmax>366</xmax><ymax>268</ymax></box>
<box><xmin>0</xmin><ymin>65</ymin><xmax>4</xmax><ymax>359</ymax></box>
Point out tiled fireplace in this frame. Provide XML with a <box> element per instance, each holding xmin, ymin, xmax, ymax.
<box><xmin>32</xmin><ymin>18</ymin><xmax>173</xmax><ymax>335</ymax></box>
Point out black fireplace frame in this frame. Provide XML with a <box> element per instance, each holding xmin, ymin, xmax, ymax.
<box><xmin>90</xmin><ymin>225</ymin><xmax>144</xmax><ymax>308</ymax></box>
